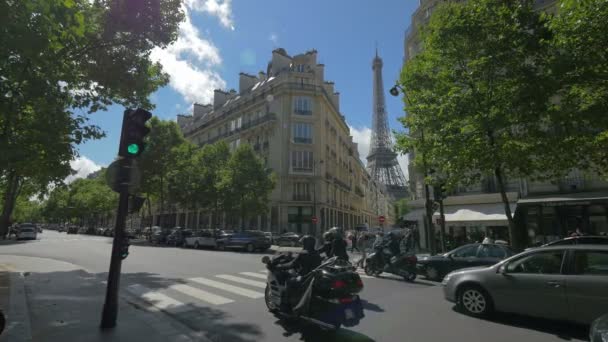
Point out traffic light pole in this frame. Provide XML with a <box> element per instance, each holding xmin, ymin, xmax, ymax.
<box><xmin>100</xmin><ymin>158</ymin><xmax>131</xmax><ymax>329</ymax></box>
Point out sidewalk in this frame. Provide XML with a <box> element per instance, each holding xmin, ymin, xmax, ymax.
<box><xmin>0</xmin><ymin>255</ymin><xmax>207</xmax><ymax>342</ymax></box>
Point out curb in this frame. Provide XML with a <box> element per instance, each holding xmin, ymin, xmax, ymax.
<box><xmin>0</xmin><ymin>266</ymin><xmax>32</xmax><ymax>342</ymax></box>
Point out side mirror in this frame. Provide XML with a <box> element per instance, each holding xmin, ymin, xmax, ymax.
<box><xmin>497</xmin><ymin>264</ymin><xmax>507</xmax><ymax>275</ymax></box>
<box><xmin>261</xmin><ymin>256</ymin><xmax>270</xmax><ymax>264</ymax></box>
<box><xmin>447</xmin><ymin>254</ymin><xmax>454</xmax><ymax>260</ymax></box>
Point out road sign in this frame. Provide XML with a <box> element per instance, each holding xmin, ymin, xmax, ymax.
<box><xmin>105</xmin><ymin>159</ymin><xmax>141</xmax><ymax>194</ymax></box>
<box><xmin>379</xmin><ymin>216</ymin><xmax>385</xmax><ymax>223</ymax></box>
<box><xmin>312</xmin><ymin>216</ymin><xmax>318</xmax><ymax>224</ymax></box>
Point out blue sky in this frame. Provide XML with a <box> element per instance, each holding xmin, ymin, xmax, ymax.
<box><xmin>73</xmin><ymin>0</ymin><xmax>419</xmax><ymax>177</ymax></box>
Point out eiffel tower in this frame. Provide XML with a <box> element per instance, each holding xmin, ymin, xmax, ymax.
<box><xmin>366</xmin><ymin>49</ymin><xmax>408</xmax><ymax>199</ymax></box>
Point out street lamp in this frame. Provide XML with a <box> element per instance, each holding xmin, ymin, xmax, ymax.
<box><xmin>389</xmin><ymin>82</ymin><xmax>437</xmax><ymax>254</ymax></box>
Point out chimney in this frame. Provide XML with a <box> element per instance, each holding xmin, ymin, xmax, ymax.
<box><xmin>332</xmin><ymin>92</ymin><xmax>340</xmax><ymax>111</ymax></box>
<box><xmin>193</xmin><ymin>103</ymin><xmax>212</xmax><ymax>118</ymax></box>
<box><xmin>258</xmin><ymin>71</ymin><xmax>266</xmax><ymax>82</ymax></box>
<box><xmin>213</xmin><ymin>89</ymin><xmax>229</xmax><ymax>109</ymax></box>
<box><xmin>315</xmin><ymin>64</ymin><xmax>325</xmax><ymax>82</ymax></box>
<box><xmin>324</xmin><ymin>81</ymin><xmax>334</xmax><ymax>95</ymax></box>
<box><xmin>239</xmin><ymin>72</ymin><xmax>257</xmax><ymax>94</ymax></box>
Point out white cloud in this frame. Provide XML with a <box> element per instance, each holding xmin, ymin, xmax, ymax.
<box><xmin>269</xmin><ymin>33</ymin><xmax>278</xmax><ymax>45</ymax></box>
<box><xmin>65</xmin><ymin>156</ymin><xmax>102</xmax><ymax>183</ymax></box>
<box><xmin>349</xmin><ymin>125</ymin><xmax>409</xmax><ymax>180</ymax></box>
<box><xmin>150</xmin><ymin>5</ymin><xmax>226</xmax><ymax>104</ymax></box>
<box><xmin>184</xmin><ymin>0</ymin><xmax>235</xmax><ymax>30</ymax></box>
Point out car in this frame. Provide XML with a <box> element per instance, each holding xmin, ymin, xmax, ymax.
<box><xmin>67</xmin><ymin>226</ymin><xmax>79</xmax><ymax>234</ymax></box>
<box><xmin>184</xmin><ymin>229</ymin><xmax>219</xmax><ymax>249</ymax></box>
<box><xmin>442</xmin><ymin>245</ymin><xmax>608</xmax><ymax>324</ymax></box>
<box><xmin>539</xmin><ymin>235</ymin><xmax>608</xmax><ymax>248</ymax></box>
<box><xmin>151</xmin><ymin>227</ymin><xmax>173</xmax><ymax>244</ymax></box>
<box><xmin>590</xmin><ymin>312</ymin><xmax>608</xmax><ymax>342</ymax></box>
<box><xmin>16</xmin><ymin>224</ymin><xmax>37</xmax><ymax>240</ymax></box>
<box><xmin>96</xmin><ymin>227</ymin><xmax>107</xmax><ymax>236</ymax></box>
<box><xmin>216</xmin><ymin>230</ymin><xmax>271</xmax><ymax>252</ymax></box>
<box><xmin>416</xmin><ymin>243</ymin><xmax>515</xmax><ymax>281</ymax></box>
<box><xmin>104</xmin><ymin>228</ymin><xmax>115</xmax><ymax>237</ymax></box>
<box><xmin>125</xmin><ymin>228</ymin><xmax>137</xmax><ymax>239</ymax></box>
<box><xmin>274</xmin><ymin>232</ymin><xmax>301</xmax><ymax>247</ymax></box>
<box><xmin>166</xmin><ymin>228</ymin><xmax>193</xmax><ymax>247</ymax></box>
<box><xmin>263</xmin><ymin>232</ymin><xmax>274</xmax><ymax>244</ymax></box>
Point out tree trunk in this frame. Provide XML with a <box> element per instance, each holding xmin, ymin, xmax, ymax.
<box><xmin>0</xmin><ymin>171</ymin><xmax>21</xmax><ymax>239</ymax></box>
<box><xmin>159</xmin><ymin>175</ymin><xmax>164</xmax><ymax>227</ymax></box>
<box><xmin>494</xmin><ymin>167</ymin><xmax>518</xmax><ymax>249</ymax></box>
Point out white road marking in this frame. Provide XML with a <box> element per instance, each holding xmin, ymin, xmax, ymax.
<box><xmin>126</xmin><ymin>284</ymin><xmax>188</xmax><ymax>313</ymax></box>
<box><xmin>189</xmin><ymin>277</ymin><xmax>264</xmax><ymax>298</ymax></box>
<box><xmin>169</xmin><ymin>284</ymin><xmax>234</xmax><ymax>305</ymax></box>
<box><xmin>259</xmin><ymin>269</ymin><xmax>268</xmax><ymax>273</ymax></box>
<box><xmin>214</xmin><ymin>275</ymin><xmax>267</xmax><ymax>288</ymax></box>
<box><xmin>239</xmin><ymin>272</ymin><xmax>268</xmax><ymax>280</ymax></box>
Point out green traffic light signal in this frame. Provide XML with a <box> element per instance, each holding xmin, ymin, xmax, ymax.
<box><xmin>127</xmin><ymin>144</ymin><xmax>139</xmax><ymax>155</ymax></box>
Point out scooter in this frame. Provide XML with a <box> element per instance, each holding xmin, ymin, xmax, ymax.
<box><xmin>364</xmin><ymin>245</ymin><xmax>418</xmax><ymax>282</ymax></box>
<box><xmin>262</xmin><ymin>254</ymin><xmax>365</xmax><ymax>330</ymax></box>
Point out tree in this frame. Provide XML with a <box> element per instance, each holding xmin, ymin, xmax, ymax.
<box><xmin>0</xmin><ymin>0</ymin><xmax>184</xmax><ymax>237</ymax></box>
<box><xmin>545</xmin><ymin>0</ymin><xmax>608</xmax><ymax>177</ymax></box>
<box><xmin>397</xmin><ymin>0</ymin><xmax>555</xmax><ymax>249</ymax></box>
<box><xmin>219</xmin><ymin>145</ymin><xmax>275</xmax><ymax>229</ymax></box>
<box><xmin>139</xmin><ymin>117</ymin><xmax>186</xmax><ymax>226</ymax></box>
<box><xmin>394</xmin><ymin>198</ymin><xmax>410</xmax><ymax>227</ymax></box>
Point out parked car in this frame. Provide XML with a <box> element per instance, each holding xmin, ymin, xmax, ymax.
<box><xmin>67</xmin><ymin>226</ymin><xmax>79</xmax><ymax>234</ymax></box>
<box><xmin>184</xmin><ymin>230</ymin><xmax>218</xmax><ymax>249</ymax></box>
<box><xmin>263</xmin><ymin>232</ymin><xmax>274</xmax><ymax>244</ymax></box>
<box><xmin>166</xmin><ymin>228</ymin><xmax>193</xmax><ymax>247</ymax></box>
<box><xmin>16</xmin><ymin>223</ymin><xmax>37</xmax><ymax>240</ymax></box>
<box><xmin>216</xmin><ymin>230</ymin><xmax>271</xmax><ymax>252</ymax></box>
<box><xmin>442</xmin><ymin>245</ymin><xmax>608</xmax><ymax>324</ymax></box>
<box><xmin>96</xmin><ymin>227</ymin><xmax>106</xmax><ymax>236</ymax></box>
<box><xmin>539</xmin><ymin>235</ymin><xmax>608</xmax><ymax>248</ymax></box>
<box><xmin>590</xmin><ymin>312</ymin><xmax>608</xmax><ymax>342</ymax></box>
<box><xmin>125</xmin><ymin>228</ymin><xmax>137</xmax><ymax>239</ymax></box>
<box><xmin>274</xmin><ymin>232</ymin><xmax>301</xmax><ymax>247</ymax></box>
<box><xmin>151</xmin><ymin>227</ymin><xmax>173</xmax><ymax>245</ymax></box>
<box><xmin>417</xmin><ymin>243</ymin><xmax>515</xmax><ymax>281</ymax></box>
<box><xmin>36</xmin><ymin>224</ymin><xmax>43</xmax><ymax>233</ymax></box>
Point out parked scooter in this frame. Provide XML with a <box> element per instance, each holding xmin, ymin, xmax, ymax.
<box><xmin>262</xmin><ymin>254</ymin><xmax>365</xmax><ymax>330</ymax></box>
<box><xmin>364</xmin><ymin>245</ymin><xmax>418</xmax><ymax>282</ymax></box>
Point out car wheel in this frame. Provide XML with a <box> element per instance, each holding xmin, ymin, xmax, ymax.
<box><xmin>425</xmin><ymin>266</ymin><xmax>440</xmax><ymax>281</ymax></box>
<box><xmin>264</xmin><ymin>285</ymin><xmax>277</xmax><ymax>312</ymax></box>
<box><xmin>246</xmin><ymin>243</ymin><xmax>255</xmax><ymax>253</ymax></box>
<box><xmin>217</xmin><ymin>243</ymin><xmax>225</xmax><ymax>251</ymax></box>
<box><xmin>194</xmin><ymin>241</ymin><xmax>200</xmax><ymax>249</ymax></box>
<box><xmin>364</xmin><ymin>262</ymin><xmax>379</xmax><ymax>277</ymax></box>
<box><xmin>458</xmin><ymin>285</ymin><xmax>493</xmax><ymax>317</ymax></box>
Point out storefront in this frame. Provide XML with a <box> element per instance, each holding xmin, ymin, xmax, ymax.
<box><xmin>515</xmin><ymin>192</ymin><xmax>608</xmax><ymax>246</ymax></box>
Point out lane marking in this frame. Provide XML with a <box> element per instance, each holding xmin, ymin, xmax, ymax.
<box><xmin>169</xmin><ymin>283</ymin><xmax>234</xmax><ymax>305</ymax></box>
<box><xmin>214</xmin><ymin>275</ymin><xmax>267</xmax><ymax>288</ymax></box>
<box><xmin>239</xmin><ymin>272</ymin><xmax>268</xmax><ymax>280</ymax></box>
<box><xmin>189</xmin><ymin>277</ymin><xmax>264</xmax><ymax>298</ymax></box>
<box><xmin>126</xmin><ymin>284</ymin><xmax>188</xmax><ymax>313</ymax></box>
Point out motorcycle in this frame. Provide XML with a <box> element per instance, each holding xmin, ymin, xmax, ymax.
<box><xmin>364</xmin><ymin>245</ymin><xmax>418</xmax><ymax>282</ymax></box>
<box><xmin>262</xmin><ymin>254</ymin><xmax>365</xmax><ymax>330</ymax></box>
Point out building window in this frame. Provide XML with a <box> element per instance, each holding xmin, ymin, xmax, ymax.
<box><xmin>292</xmin><ymin>123</ymin><xmax>313</xmax><ymax>144</ymax></box>
<box><xmin>230</xmin><ymin>120</ymin><xmax>236</xmax><ymax>131</ymax></box>
<box><xmin>237</xmin><ymin>117</ymin><xmax>242</xmax><ymax>129</ymax></box>
<box><xmin>293</xmin><ymin>182</ymin><xmax>311</xmax><ymax>201</ymax></box>
<box><xmin>291</xmin><ymin>150</ymin><xmax>313</xmax><ymax>172</ymax></box>
<box><xmin>294</xmin><ymin>97</ymin><xmax>312</xmax><ymax>115</ymax></box>
<box><xmin>295</xmin><ymin>64</ymin><xmax>306</xmax><ymax>73</ymax></box>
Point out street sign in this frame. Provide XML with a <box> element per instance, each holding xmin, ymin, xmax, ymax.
<box><xmin>105</xmin><ymin>159</ymin><xmax>141</xmax><ymax>194</ymax></box>
<box><xmin>311</xmin><ymin>216</ymin><xmax>318</xmax><ymax>224</ymax></box>
<box><xmin>378</xmin><ymin>216</ymin><xmax>385</xmax><ymax>223</ymax></box>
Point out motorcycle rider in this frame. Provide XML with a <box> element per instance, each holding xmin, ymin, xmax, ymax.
<box><xmin>318</xmin><ymin>227</ymin><xmax>349</xmax><ymax>261</ymax></box>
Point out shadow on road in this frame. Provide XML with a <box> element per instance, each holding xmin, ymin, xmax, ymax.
<box><xmin>273</xmin><ymin>317</ymin><xmax>375</xmax><ymax>342</ymax></box>
<box><xmin>361</xmin><ymin>299</ymin><xmax>384</xmax><ymax>312</ymax></box>
<box><xmin>451</xmin><ymin>305</ymin><xmax>589</xmax><ymax>341</ymax></box>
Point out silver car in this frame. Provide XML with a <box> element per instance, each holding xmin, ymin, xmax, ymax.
<box><xmin>443</xmin><ymin>245</ymin><xmax>608</xmax><ymax>325</ymax></box>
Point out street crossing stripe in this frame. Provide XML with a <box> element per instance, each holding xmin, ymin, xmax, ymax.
<box><xmin>126</xmin><ymin>284</ymin><xmax>188</xmax><ymax>313</ymax></box>
<box><xmin>239</xmin><ymin>272</ymin><xmax>268</xmax><ymax>280</ymax></box>
<box><xmin>214</xmin><ymin>275</ymin><xmax>267</xmax><ymax>288</ymax></box>
<box><xmin>259</xmin><ymin>269</ymin><xmax>268</xmax><ymax>273</ymax></box>
<box><xmin>169</xmin><ymin>283</ymin><xmax>234</xmax><ymax>305</ymax></box>
<box><xmin>189</xmin><ymin>277</ymin><xmax>264</xmax><ymax>298</ymax></box>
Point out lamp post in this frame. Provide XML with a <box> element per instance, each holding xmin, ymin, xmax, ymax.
<box><xmin>390</xmin><ymin>84</ymin><xmax>437</xmax><ymax>254</ymax></box>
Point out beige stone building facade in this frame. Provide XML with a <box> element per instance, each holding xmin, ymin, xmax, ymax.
<box><xmin>403</xmin><ymin>0</ymin><xmax>608</xmax><ymax>250</ymax></box>
<box><xmin>172</xmin><ymin>49</ymin><xmax>394</xmax><ymax>235</ymax></box>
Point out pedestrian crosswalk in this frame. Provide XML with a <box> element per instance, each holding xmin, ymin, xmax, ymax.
<box><xmin>122</xmin><ymin>268</ymin><xmax>388</xmax><ymax>314</ymax></box>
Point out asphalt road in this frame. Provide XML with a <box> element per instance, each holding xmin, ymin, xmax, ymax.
<box><xmin>0</xmin><ymin>230</ymin><xmax>589</xmax><ymax>342</ymax></box>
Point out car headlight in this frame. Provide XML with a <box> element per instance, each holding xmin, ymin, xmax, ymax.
<box><xmin>441</xmin><ymin>273</ymin><xmax>453</xmax><ymax>285</ymax></box>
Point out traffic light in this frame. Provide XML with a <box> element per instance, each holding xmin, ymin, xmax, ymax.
<box><xmin>434</xmin><ymin>183</ymin><xmax>447</xmax><ymax>201</ymax></box>
<box><xmin>120</xmin><ymin>238</ymin><xmax>130</xmax><ymax>260</ymax></box>
<box><xmin>118</xmin><ymin>109</ymin><xmax>152</xmax><ymax>158</ymax></box>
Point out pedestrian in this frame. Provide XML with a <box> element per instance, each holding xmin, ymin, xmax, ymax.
<box><xmin>351</xmin><ymin>232</ymin><xmax>359</xmax><ymax>252</ymax></box>
<box><xmin>356</xmin><ymin>234</ymin><xmax>369</xmax><ymax>268</ymax></box>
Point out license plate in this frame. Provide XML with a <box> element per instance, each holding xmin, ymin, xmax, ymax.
<box><xmin>344</xmin><ymin>308</ymin><xmax>354</xmax><ymax>320</ymax></box>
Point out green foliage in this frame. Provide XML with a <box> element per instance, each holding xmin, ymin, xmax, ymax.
<box><xmin>219</xmin><ymin>144</ymin><xmax>276</xmax><ymax>227</ymax></box>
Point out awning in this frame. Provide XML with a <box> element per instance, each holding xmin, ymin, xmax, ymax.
<box><xmin>402</xmin><ymin>209</ymin><xmax>425</xmax><ymax>221</ymax></box>
<box><xmin>433</xmin><ymin>203</ymin><xmax>517</xmax><ymax>226</ymax></box>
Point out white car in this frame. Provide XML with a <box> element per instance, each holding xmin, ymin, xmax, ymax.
<box><xmin>184</xmin><ymin>229</ymin><xmax>218</xmax><ymax>249</ymax></box>
<box><xmin>17</xmin><ymin>224</ymin><xmax>37</xmax><ymax>240</ymax></box>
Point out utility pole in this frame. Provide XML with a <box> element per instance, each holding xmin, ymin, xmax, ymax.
<box><xmin>100</xmin><ymin>109</ymin><xmax>151</xmax><ymax>329</ymax></box>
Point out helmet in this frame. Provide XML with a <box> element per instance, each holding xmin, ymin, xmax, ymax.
<box><xmin>323</xmin><ymin>231</ymin><xmax>334</xmax><ymax>242</ymax></box>
<box><xmin>328</xmin><ymin>227</ymin><xmax>343</xmax><ymax>239</ymax></box>
<box><xmin>388</xmin><ymin>231</ymin><xmax>398</xmax><ymax>240</ymax></box>
<box><xmin>300</xmin><ymin>235</ymin><xmax>316</xmax><ymax>251</ymax></box>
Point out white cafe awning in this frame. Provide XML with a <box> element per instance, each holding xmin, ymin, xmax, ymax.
<box><xmin>402</xmin><ymin>209</ymin><xmax>425</xmax><ymax>222</ymax></box>
<box><xmin>433</xmin><ymin>203</ymin><xmax>517</xmax><ymax>226</ymax></box>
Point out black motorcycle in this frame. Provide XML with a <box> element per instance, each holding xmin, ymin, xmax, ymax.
<box><xmin>262</xmin><ymin>254</ymin><xmax>365</xmax><ymax>330</ymax></box>
<box><xmin>364</xmin><ymin>245</ymin><xmax>418</xmax><ymax>282</ymax></box>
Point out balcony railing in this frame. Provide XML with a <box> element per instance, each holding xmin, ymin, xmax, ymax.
<box><xmin>293</xmin><ymin>195</ymin><xmax>312</xmax><ymax>201</ymax></box>
<box><xmin>203</xmin><ymin>113</ymin><xmax>276</xmax><ymax>145</ymax></box>
<box><xmin>294</xmin><ymin>109</ymin><xmax>312</xmax><ymax>115</ymax></box>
